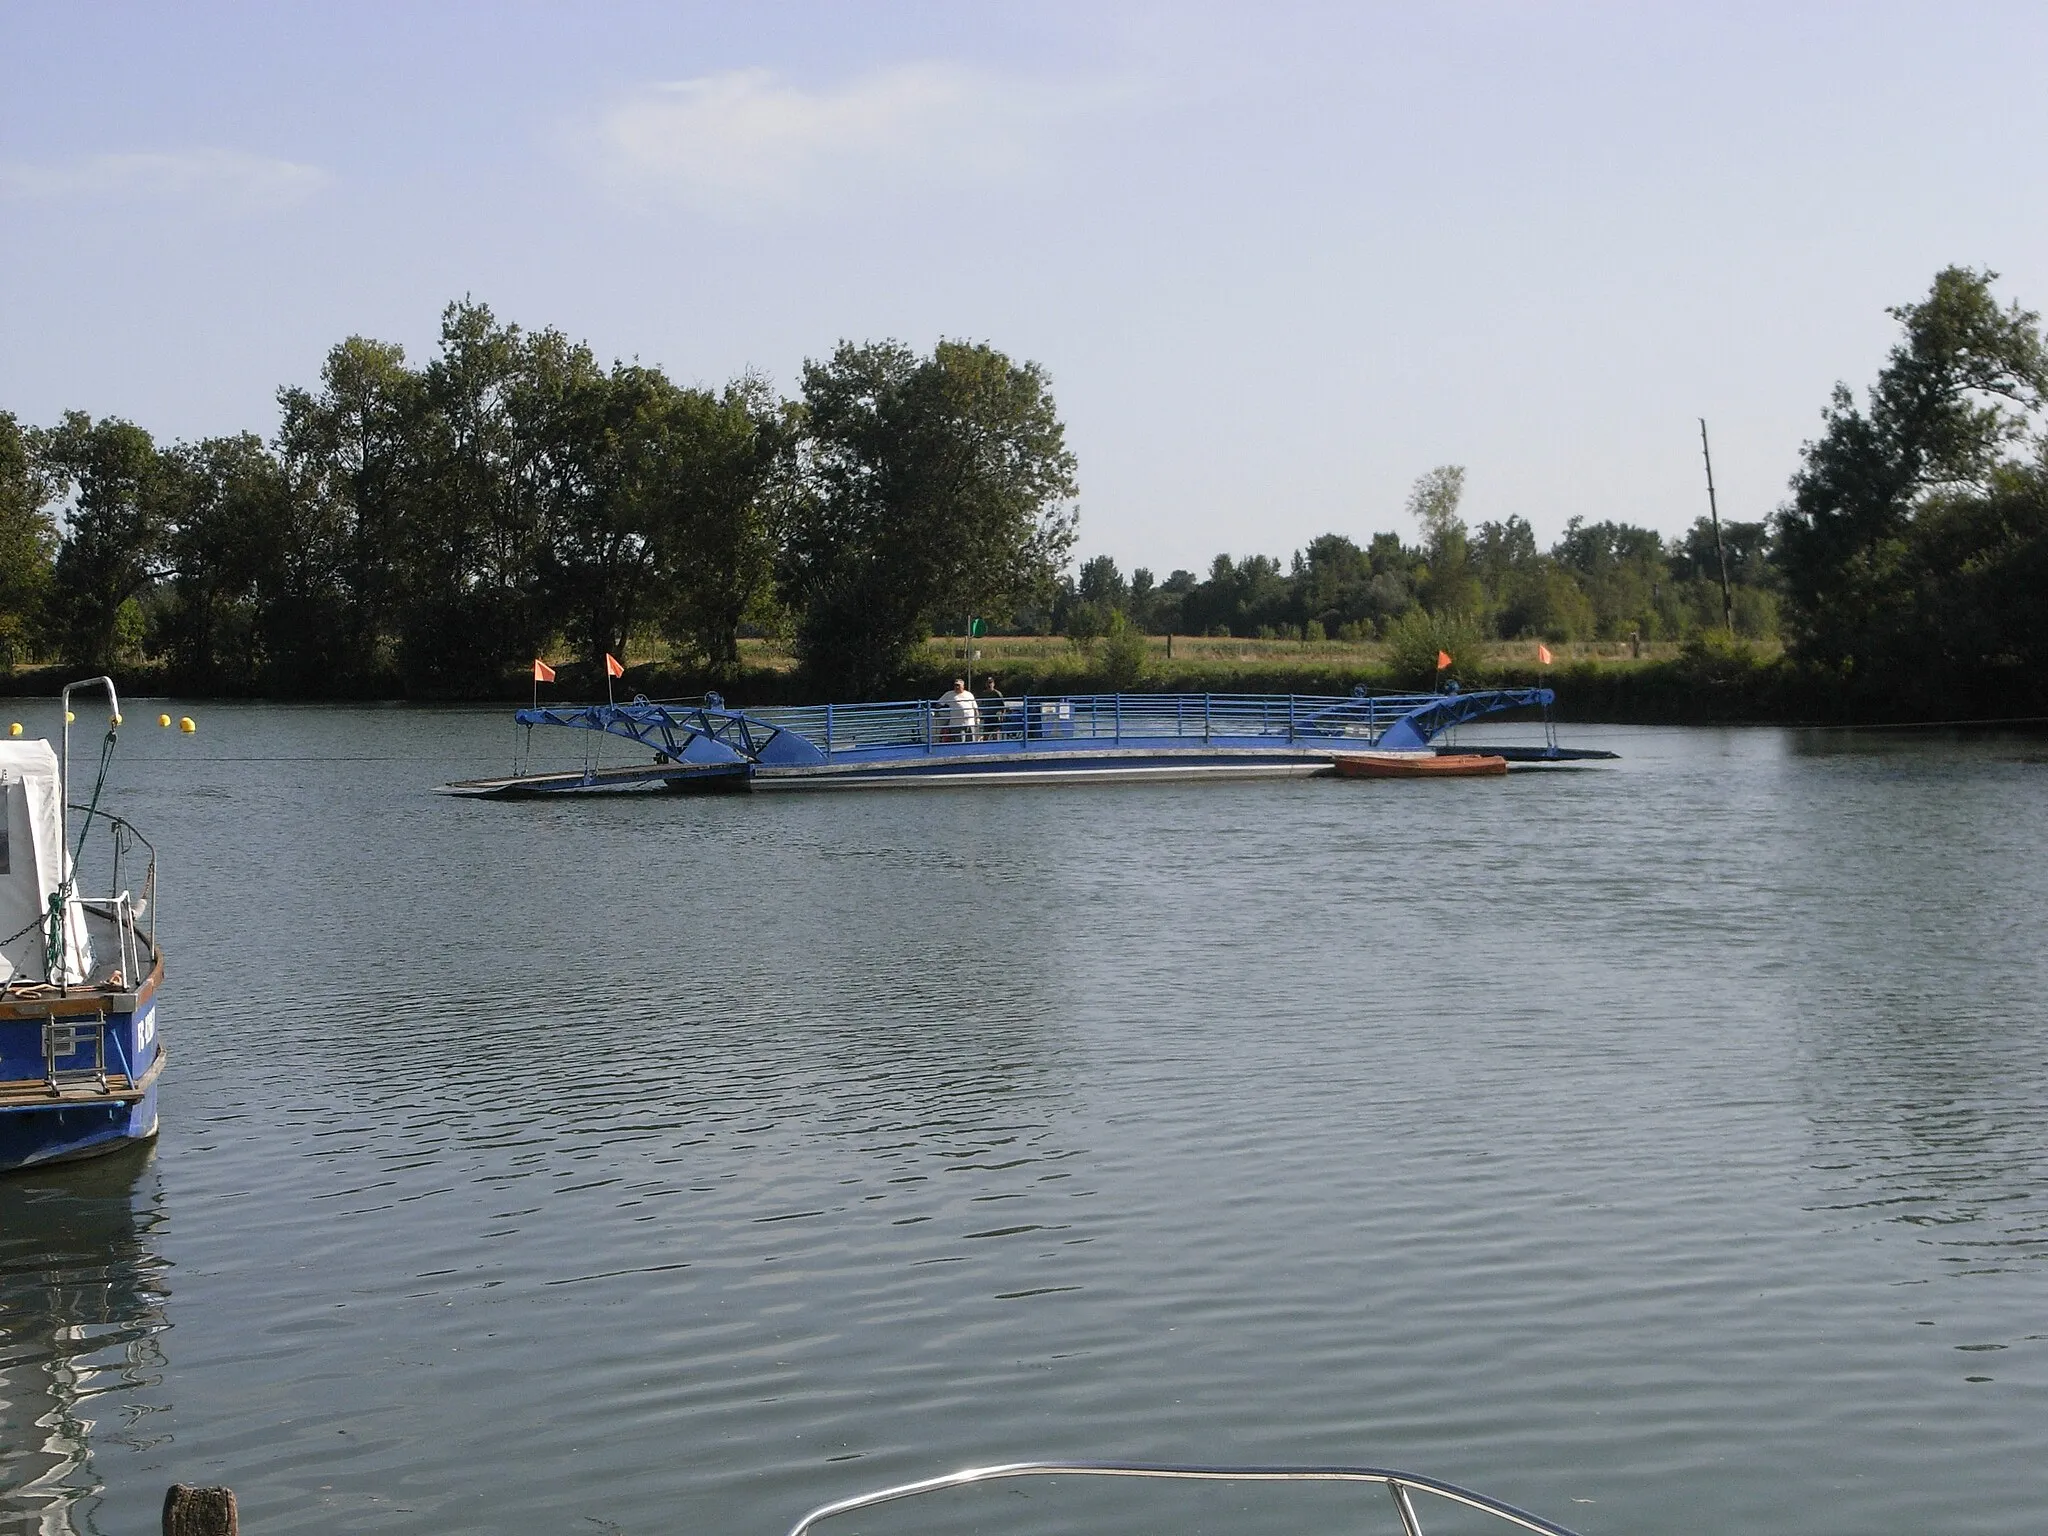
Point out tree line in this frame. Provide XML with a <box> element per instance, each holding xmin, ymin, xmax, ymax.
<box><xmin>0</xmin><ymin>303</ymin><xmax>1078</xmax><ymax>699</ymax></box>
<box><xmin>1049</xmin><ymin>470</ymin><xmax>1775</xmax><ymax>657</ymax></box>
<box><xmin>3</xmin><ymin>268</ymin><xmax>2042</xmax><ymax>712</ymax></box>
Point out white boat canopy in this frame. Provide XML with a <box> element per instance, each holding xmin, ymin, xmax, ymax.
<box><xmin>0</xmin><ymin>739</ymin><xmax>94</xmax><ymax>985</ymax></box>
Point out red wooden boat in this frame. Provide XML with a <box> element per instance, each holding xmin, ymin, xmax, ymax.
<box><xmin>1330</xmin><ymin>751</ymin><xmax>1508</xmax><ymax>779</ymax></box>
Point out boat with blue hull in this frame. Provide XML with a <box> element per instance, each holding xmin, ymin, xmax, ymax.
<box><xmin>444</xmin><ymin>686</ymin><xmax>1613</xmax><ymax>797</ymax></box>
<box><xmin>1</xmin><ymin>679</ymin><xmax>165</xmax><ymax>1174</ymax></box>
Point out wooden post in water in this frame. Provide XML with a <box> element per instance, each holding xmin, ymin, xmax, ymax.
<box><xmin>163</xmin><ymin>1485</ymin><xmax>238</xmax><ymax>1536</ymax></box>
<box><xmin>1698</xmin><ymin>418</ymin><xmax>1735</xmax><ymax>635</ymax></box>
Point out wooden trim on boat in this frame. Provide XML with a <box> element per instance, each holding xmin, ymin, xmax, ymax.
<box><xmin>0</xmin><ymin>949</ymin><xmax>163</xmax><ymax>1020</ymax></box>
<box><xmin>0</xmin><ymin>1042</ymin><xmax>165</xmax><ymax>1109</ymax></box>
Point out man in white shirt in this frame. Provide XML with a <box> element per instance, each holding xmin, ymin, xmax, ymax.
<box><xmin>938</xmin><ymin>678</ymin><xmax>979</xmax><ymax>742</ymax></box>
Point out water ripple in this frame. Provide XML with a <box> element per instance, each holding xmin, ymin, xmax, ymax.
<box><xmin>3</xmin><ymin>719</ymin><xmax>2045</xmax><ymax>1533</ymax></box>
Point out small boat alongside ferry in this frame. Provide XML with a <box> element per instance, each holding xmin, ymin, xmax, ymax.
<box><xmin>1332</xmin><ymin>750</ymin><xmax>1509</xmax><ymax>778</ymax></box>
<box><xmin>445</xmin><ymin>686</ymin><xmax>1612</xmax><ymax>797</ymax></box>
<box><xmin>0</xmin><ymin>678</ymin><xmax>165</xmax><ymax>1173</ymax></box>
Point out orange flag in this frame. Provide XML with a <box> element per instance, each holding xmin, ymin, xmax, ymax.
<box><xmin>1537</xmin><ymin>643</ymin><xmax>1553</xmax><ymax>666</ymax></box>
<box><xmin>604</xmin><ymin>653</ymin><xmax>626</xmax><ymax>679</ymax></box>
<box><xmin>1436</xmin><ymin>649</ymin><xmax>1453</xmax><ymax>670</ymax></box>
<box><xmin>532</xmin><ymin>658</ymin><xmax>556</xmax><ymax>683</ymax></box>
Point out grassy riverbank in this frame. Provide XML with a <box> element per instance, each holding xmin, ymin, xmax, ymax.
<box><xmin>895</xmin><ymin>634</ymin><xmax>1810</xmax><ymax>725</ymax></box>
<box><xmin>4</xmin><ymin>634</ymin><xmax>1828</xmax><ymax>725</ymax></box>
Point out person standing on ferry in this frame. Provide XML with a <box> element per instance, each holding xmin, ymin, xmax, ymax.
<box><xmin>982</xmin><ymin>675</ymin><xmax>1013</xmax><ymax>739</ymax></box>
<box><xmin>938</xmin><ymin>678</ymin><xmax>979</xmax><ymax>742</ymax></box>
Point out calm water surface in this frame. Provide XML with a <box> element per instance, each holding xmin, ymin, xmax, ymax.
<box><xmin>1</xmin><ymin>706</ymin><xmax>2044</xmax><ymax>1535</ymax></box>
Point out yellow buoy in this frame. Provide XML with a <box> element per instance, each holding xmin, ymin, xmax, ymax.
<box><xmin>159</xmin><ymin>713</ymin><xmax>172</xmax><ymax>728</ymax></box>
<box><xmin>179</xmin><ymin>717</ymin><xmax>196</xmax><ymax>734</ymax></box>
<box><xmin>65</xmin><ymin>711</ymin><xmax>75</xmax><ymax>723</ymax></box>
<box><xmin>110</xmin><ymin>714</ymin><xmax>122</xmax><ymax>726</ymax></box>
<box><xmin>7</xmin><ymin>722</ymin><xmax>19</xmax><ymax>737</ymax></box>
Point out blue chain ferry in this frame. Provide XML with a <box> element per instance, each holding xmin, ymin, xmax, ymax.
<box><xmin>446</xmin><ymin>685</ymin><xmax>1611</xmax><ymax>796</ymax></box>
<box><xmin>1</xmin><ymin>679</ymin><xmax>164</xmax><ymax>1173</ymax></box>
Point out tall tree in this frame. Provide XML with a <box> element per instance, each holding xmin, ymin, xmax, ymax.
<box><xmin>32</xmin><ymin>413</ymin><xmax>171</xmax><ymax>669</ymax></box>
<box><xmin>1779</xmin><ymin>266</ymin><xmax>2048</xmax><ymax>682</ymax></box>
<box><xmin>647</xmin><ymin>375</ymin><xmax>784</xmax><ymax>680</ymax></box>
<box><xmin>780</xmin><ymin>339</ymin><xmax>1077</xmax><ymax>696</ymax></box>
<box><xmin>155</xmin><ymin>433</ymin><xmax>287</xmax><ymax>689</ymax></box>
<box><xmin>0</xmin><ymin>411</ymin><xmax>58</xmax><ymax>666</ymax></box>
<box><xmin>399</xmin><ymin>301</ymin><xmax>553</xmax><ymax>693</ymax></box>
<box><xmin>533</xmin><ymin>358</ymin><xmax>659</xmax><ymax>671</ymax></box>
<box><xmin>274</xmin><ymin>335</ymin><xmax>420</xmax><ymax>691</ymax></box>
<box><xmin>1408</xmin><ymin>465</ymin><xmax>1478</xmax><ymax>616</ymax></box>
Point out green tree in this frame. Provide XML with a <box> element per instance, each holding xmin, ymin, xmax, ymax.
<box><xmin>32</xmin><ymin>413</ymin><xmax>171</xmax><ymax>669</ymax></box>
<box><xmin>647</xmin><ymin>375</ymin><xmax>785</xmax><ymax>679</ymax></box>
<box><xmin>1096</xmin><ymin>607</ymin><xmax>1148</xmax><ymax>688</ymax></box>
<box><xmin>1408</xmin><ymin>465</ymin><xmax>1479</xmax><ymax>616</ymax></box>
<box><xmin>1904</xmin><ymin>458</ymin><xmax>2048</xmax><ymax>687</ymax></box>
<box><xmin>509</xmin><ymin>334</ymin><xmax>637</xmax><ymax>669</ymax></box>
<box><xmin>780</xmin><ymin>339</ymin><xmax>1078</xmax><ymax>697</ymax></box>
<box><xmin>1077</xmin><ymin>554</ymin><xmax>1128</xmax><ymax>609</ymax></box>
<box><xmin>1291</xmin><ymin>533</ymin><xmax>1372</xmax><ymax>635</ymax></box>
<box><xmin>1059</xmin><ymin>553</ymin><xmax>1129</xmax><ymax>639</ymax></box>
<box><xmin>0</xmin><ymin>411</ymin><xmax>58</xmax><ymax>666</ymax></box>
<box><xmin>155</xmin><ymin>433</ymin><xmax>287</xmax><ymax>688</ymax></box>
<box><xmin>1384</xmin><ymin>606</ymin><xmax>1485</xmax><ymax>687</ymax></box>
<box><xmin>1779</xmin><ymin>266</ymin><xmax>2048</xmax><ymax>688</ymax></box>
<box><xmin>1180</xmin><ymin>552</ymin><xmax>1290</xmax><ymax>636</ymax></box>
<box><xmin>274</xmin><ymin>334</ymin><xmax>421</xmax><ymax>691</ymax></box>
<box><xmin>1552</xmin><ymin>518</ymin><xmax>1668</xmax><ymax>639</ymax></box>
<box><xmin>398</xmin><ymin>301</ymin><xmax>552</xmax><ymax>693</ymax></box>
<box><xmin>1126</xmin><ymin>566</ymin><xmax>1159</xmax><ymax>631</ymax></box>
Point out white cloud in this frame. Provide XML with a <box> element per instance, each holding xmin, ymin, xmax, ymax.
<box><xmin>588</xmin><ymin>64</ymin><xmax>1118</xmax><ymax>214</ymax></box>
<box><xmin>0</xmin><ymin>149</ymin><xmax>327</xmax><ymax>211</ymax></box>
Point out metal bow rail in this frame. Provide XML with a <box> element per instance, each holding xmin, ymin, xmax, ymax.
<box><xmin>513</xmin><ymin>695</ymin><xmax>787</xmax><ymax>765</ymax></box>
<box><xmin>782</xmin><ymin>1459</ymin><xmax>1583</xmax><ymax>1536</ymax></box>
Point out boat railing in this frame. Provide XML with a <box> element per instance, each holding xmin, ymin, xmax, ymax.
<box><xmin>748</xmin><ymin>691</ymin><xmax>1464</xmax><ymax>755</ymax></box>
<box><xmin>782</xmin><ymin>1460</ymin><xmax>1582</xmax><ymax>1536</ymax></box>
<box><xmin>65</xmin><ymin>804</ymin><xmax>158</xmax><ymax>989</ymax></box>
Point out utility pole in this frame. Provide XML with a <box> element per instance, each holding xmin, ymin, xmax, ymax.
<box><xmin>1698</xmin><ymin>418</ymin><xmax>1734</xmax><ymax>635</ymax></box>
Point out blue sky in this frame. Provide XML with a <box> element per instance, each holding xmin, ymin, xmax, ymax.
<box><xmin>4</xmin><ymin>2</ymin><xmax>2045</xmax><ymax>575</ymax></box>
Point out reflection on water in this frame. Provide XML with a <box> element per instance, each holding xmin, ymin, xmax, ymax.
<box><xmin>0</xmin><ymin>1148</ymin><xmax>173</xmax><ymax>1535</ymax></box>
<box><xmin>1782</xmin><ymin>732</ymin><xmax>2048</xmax><ymax>1359</ymax></box>
<box><xmin>0</xmin><ymin>711</ymin><xmax>2043</xmax><ymax>1535</ymax></box>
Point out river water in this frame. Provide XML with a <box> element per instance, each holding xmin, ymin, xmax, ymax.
<box><xmin>1</xmin><ymin>705</ymin><xmax>2044</xmax><ymax>1535</ymax></box>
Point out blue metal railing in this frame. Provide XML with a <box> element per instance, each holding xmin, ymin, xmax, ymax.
<box><xmin>512</xmin><ymin>688</ymin><xmax>1556</xmax><ymax>763</ymax></box>
<box><xmin>748</xmin><ymin>690</ymin><xmax>1491</xmax><ymax>755</ymax></box>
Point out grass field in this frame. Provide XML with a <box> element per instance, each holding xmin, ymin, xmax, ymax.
<box><xmin>703</xmin><ymin>633</ymin><xmax>1780</xmax><ymax>684</ymax></box>
<box><xmin>4</xmin><ymin>632</ymin><xmax>1799</xmax><ymax>723</ymax></box>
